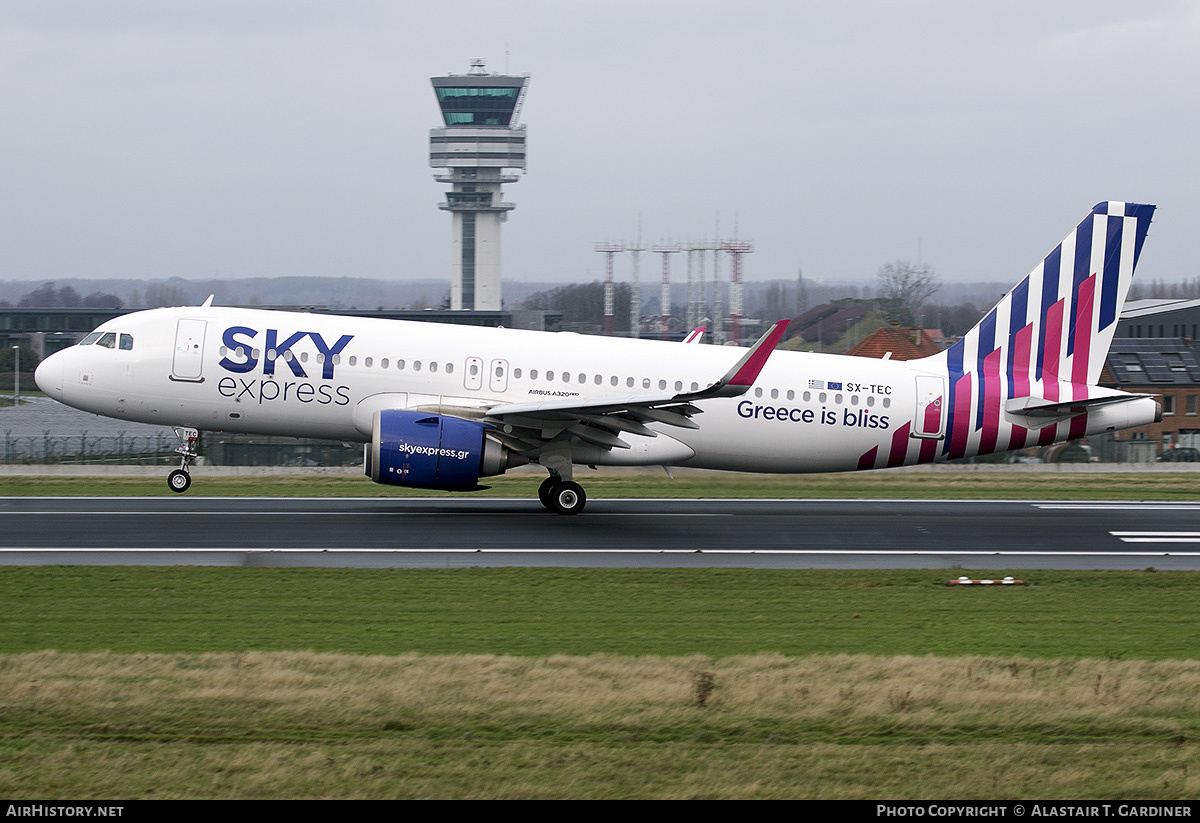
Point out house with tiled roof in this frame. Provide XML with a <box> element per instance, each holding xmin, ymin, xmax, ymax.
<box><xmin>845</xmin><ymin>325</ymin><xmax>943</xmax><ymax>361</ymax></box>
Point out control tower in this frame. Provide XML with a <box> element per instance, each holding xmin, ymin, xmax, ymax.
<box><xmin>430</xmin><ymin>60</ymin><xmax>529</xmax><ymax>311</ymax></box>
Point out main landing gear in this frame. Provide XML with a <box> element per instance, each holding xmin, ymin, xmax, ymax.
<box><xmin>168</xmin><ymin>427</ymin><xmax>199</xmax><ymax>494</ymax></box>
<box><xmin>538</xmin><ymin>475</ymin><xmax>586</xmax><ymax>515</ymax></box>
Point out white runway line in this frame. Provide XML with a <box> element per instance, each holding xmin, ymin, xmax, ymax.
<box><xmin>0</xmin><ymin>511</ymin><xmax>730</xmax><ymax>517</ymax></box>
<box><xmin>1038</xmin><ymin>504</ymin><xmax>1200</xmax><ymax>510</ymax></box>
<box><xmin>1111</xmin><ymin>532</ymin><xmax>1200</xmax><ymax>543</ymax></box>
<box><xmin>6</xmin><ymin>547</ymin><xmax>1200</xmax><ymax>556</ymax></box>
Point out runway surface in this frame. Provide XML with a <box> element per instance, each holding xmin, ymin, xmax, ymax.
<box><xmin>3</xmin><ymin>496</ymin><xmax>1200</xmax><ymax>569</ymax></box>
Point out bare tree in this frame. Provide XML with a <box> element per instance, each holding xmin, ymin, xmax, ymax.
<box><xmin>143</xmin><ymin>283</ymin><xmax>191</xmax><ymax>308</ymax></box>
<box><xmin>876</xmin><ymin>260</ymin><xmax>941</xmax><ymax>317</ymax></box>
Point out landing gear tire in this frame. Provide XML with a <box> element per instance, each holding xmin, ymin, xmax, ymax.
<box><xmin>167</xmin><ymin>469</ymin><xmax>191</xmax><ymax>494</ymax></box>
<box><xmin>538</xmin><ymin>477</ymin><xmax>559</xmax><ymax>510</ymax></box>
<box><xmin>550</xmin><ymin>481</ymin><xmax>586</xmax><ymax>516</ymax></box>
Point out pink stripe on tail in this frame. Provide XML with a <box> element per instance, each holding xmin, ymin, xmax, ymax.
<box><xmin>1043</xmin><ymin>298</ymin><xmax>1065</xmax><ymax>397</ymax></box>
<box><xmin>979</xmin><ymin>348</ymin><xmax>1003</xmax><ymax>455</ymax></box>
<box><xmin>1071</xmin><ymin>274</ymin><xmax>1096</xmax><ymax>387</ymax></box>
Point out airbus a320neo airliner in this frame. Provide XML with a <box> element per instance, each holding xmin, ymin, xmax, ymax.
<box><xmin>35</xmin><ymin>202</ymin><xmax>1160</xmax><ymax>514</ymax></box>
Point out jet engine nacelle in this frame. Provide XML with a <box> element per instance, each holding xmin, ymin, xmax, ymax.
<box><xmin>365</xmin><ymin>409</ymin><xmax>526</xmax><ymax>490</ymax></box>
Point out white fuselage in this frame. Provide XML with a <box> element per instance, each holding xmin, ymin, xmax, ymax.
<box><xmin>34</xmin><ymin>305</ymin><xmax>1153</xmax><ymax>475</ymax></box>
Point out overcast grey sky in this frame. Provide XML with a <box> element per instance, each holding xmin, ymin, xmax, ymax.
<box><xmin>2</xmin><ymin>1</ymin><xmax>1198</xmax><ymax>290</ymax></box>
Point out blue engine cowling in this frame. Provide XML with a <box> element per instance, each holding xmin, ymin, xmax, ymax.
<box><xmin>365</xmin><ymin>409</ymin><xmax>525</xmax><ymax>490</ymax></box>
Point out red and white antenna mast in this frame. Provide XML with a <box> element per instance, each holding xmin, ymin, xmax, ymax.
<box><xmin>651</xmin><ymin>243</ymin><xmax>681</xmax><ymax>340</ymax></box>
<box><xmin>720</xmin><ymin>240</ymin><xmax>754</xmax><ymax>345</ymax></box>
<box><xmin>594</xmin><ymin>242</ymin><xmax>625</xmax><ymax>336</ymax></box>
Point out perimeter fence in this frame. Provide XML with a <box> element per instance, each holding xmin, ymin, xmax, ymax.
<box><xmin>0</xmin><ymin>431</ymin><xmax>361</xmax><ymax>467</ymax></box>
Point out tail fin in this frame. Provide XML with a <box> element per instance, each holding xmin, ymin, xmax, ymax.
<box><xmin>927</xmin><ymin>201</ymin><xmax>1155</xmax><ymax>457</ymax></box>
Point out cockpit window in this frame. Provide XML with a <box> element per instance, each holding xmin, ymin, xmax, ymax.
<box><xmin>79</xmin><ymin>332</ymin><xmax>102</xmax><ymax>346</ymax></box>
<box><xmin>96</xmin><ymin>333</ymin><xmax>117</xmax><ymax>349</ymax></box>
<box><xmin>119</xmin><ymin>334</ymin><xmax>133</xmax><ymax>351</ymax></box>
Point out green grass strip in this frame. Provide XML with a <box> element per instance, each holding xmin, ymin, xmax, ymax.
<box><xmin>1</xmin><ymin>567</ymin><xmax>1197</xmax><ymax>659</ymax></box>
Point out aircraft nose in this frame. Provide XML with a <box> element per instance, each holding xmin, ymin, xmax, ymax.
<box><xmin>34</xmin><ymin>351</ymin><xmax>64</xmax><ymax>398</ymax></box>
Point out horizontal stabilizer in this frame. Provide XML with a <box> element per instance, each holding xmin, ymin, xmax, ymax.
<box><xmin>1005</xmin><ymin>386</ymin><xmax>1149</xmax><ymax>418</ymax></box>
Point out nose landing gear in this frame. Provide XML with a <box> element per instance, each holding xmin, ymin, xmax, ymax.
<box><xmin>168</xmin><ymin>427</ymin><xmax>199</xmax><ymax>494</ymax></box>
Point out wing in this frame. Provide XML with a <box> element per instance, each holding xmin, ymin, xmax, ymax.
<box><xmin>477</xmin><ymin>320</ymin><xmax>789</xmax><ymax>452</ymax></box>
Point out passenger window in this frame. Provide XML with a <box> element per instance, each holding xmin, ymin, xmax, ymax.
<box><xmin>786</xmin><ymin>390</ymin><xmax>794</xmax><ymax>400</ymax></box>
<box><xmin>364</xmin><ymin>357</ymin><xmax>373</xmax><ymax>368</ymax></box>
<box><xmin>430</xmin><ymin>362</ymin><xmax>438</xmax><ymax>373</ymax></box>
<box><xmin>96</xmin><ymin>333</ymin><xmax>116</xmax><ymax>349</ymax></box>
<box><xmin>626</xmin><ymin>377</ymin><xmax>634</xmax><ymax>388</ymax></box>
<box><xmin>770</xmin><ymin>389</ymin><xmax>778</xmax><ymax>399</ymax></box>
<box><xmin>446</xmin><ymin>363</ymin><xmax>454</xmax><ymax>374</ymax></box>
<box><xmin>414</xmin><ymin>361</ymin><xmax>422</xmax><ymax>372</ymax></box>
<box><xmin>514</xmin><ymin>368</ymin><xmax>523</xmax><ymax>379</ymax></box>
<box><xmin>381</xmin><ymin>358</ymin><xmax>389</xmax><ymax>369</ymax></box>
<box><xmin>642</xmin><ymin>378</ymin><xmax>651</xmax><ymax>389</ymax></box>
<box><xmin>348</xmin><ymin>356</ymin><xmax>357</xmax><ymax>367</ymax></box>
<box><xmin>547</xmin><ymin>371</ymin><xmax>554</xmax><ymax>380</ymax></box>
<box><xmin>119</xmin><ymin>334</ymin><xmax>133</xmax><ymax>351</ymax></box>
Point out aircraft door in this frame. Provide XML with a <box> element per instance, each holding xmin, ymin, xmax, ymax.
<box><xmin>171</xmin><ymin>319</ymin><xmax>206</xmax><ymax>382</ymax></box>
<box><xmin>913</xmin><ymin>375</ymin><xmax>945</xmax><ymax>438</ymax></box>
<box><xmin>464</xmin><ymin>357</ymin><xmax>483</xmax><ymax>390</ymax></box>
<box><xmin>489</xmin><ymin>359</ymin><xmax>509</xmax><ymax>393</ymax></box>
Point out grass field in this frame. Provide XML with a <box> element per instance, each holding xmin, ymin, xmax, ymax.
<box><xmin>2</xmin><ymin>566</ymin><xmax>1200</xmax><ymax>798</ymax></box>
<box><xmin>2</xmin><ymin>651</ymin><xmax>1198</xmax><ymax>799</ymax></box>
<box><xmin>3</xmin><ymin>472</ymin><xmax>1199</xmax><ymax>798</ymax></box>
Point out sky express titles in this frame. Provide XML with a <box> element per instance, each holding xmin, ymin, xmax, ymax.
<box><xmin>217</xmin><ymin>326</ymin><xmax>354</xmax><ymax>406</ymax></box>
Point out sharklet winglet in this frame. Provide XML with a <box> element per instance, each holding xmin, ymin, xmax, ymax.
<box><xmin>674</xmin><ymin>319</ymin><xmax>790</xmax><ymax>401</ymax></box>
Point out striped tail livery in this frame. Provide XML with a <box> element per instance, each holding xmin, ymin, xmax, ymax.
<box><xmin>880</xmin><ymin>201</ymin><xmax>1160</xmax><ymax>467</ymax></box>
